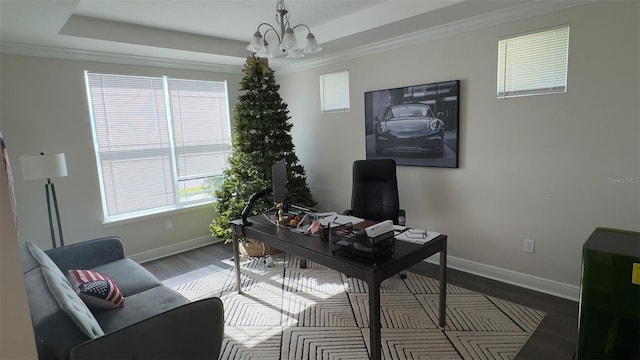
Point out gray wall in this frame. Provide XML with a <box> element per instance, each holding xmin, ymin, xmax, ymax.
<box><xmin>1</xmin><ymin>56</ymin><xmax>243</xmax><ymax>256</ymax></box>
<box><xmin>277</xmin><ymin>1</ymin><xmax>640</xmax><ymax>294</ymax></box>
<box><xmin>1</xmin><ymin>1</ymin><xmax>638</xmax><ymax>303</ymax></box>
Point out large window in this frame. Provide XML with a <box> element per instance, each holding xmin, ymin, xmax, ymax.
<box><xmin>85</xmin><ymin>72</ymin><xmax>231</xmax><ymax>223</ymax></box>
<box><xmin>497</xmin><ymin>25</ymin><xmax>570</xmax><ymax>98</ymax></box>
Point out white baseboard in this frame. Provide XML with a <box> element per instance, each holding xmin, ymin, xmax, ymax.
<box><xmin>129</xmin><ymin>237</ymin><xmax>580</xmax><ymax>302</ymax></box>
<box><xmin>129</xmin><ymin>236</ymin><xmax>223</xmax><ymax>264</ymax></box>
<box><xmin>425</xmin><ymin>255</ymin><xmax>580</xmax><ymax>302</ymax></box>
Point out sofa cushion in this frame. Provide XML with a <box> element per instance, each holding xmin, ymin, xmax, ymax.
<box><xmin>19</xmin><ymin>241</ymin><xmax>105</xmax><ymax>336</ymax></box>
<box><xmin>45</xmin><ymin>236</ymin><xmax>126</xmax><ymax>273</ymax></box>
<box><xmin>23</xmin><ymin>263</ymin><xmax>105</xmax><ymax>358</ymax></box>
<box><xmin>68</xmin><ymin>269</ymin><xmax>125</xmax><ymax>309</ymax></box>
<box><xmin>21</xmin><ymin>239</ymin><xmax>62</xmax><ymax>273</ymax></box>
<box><xmin>93</xmin><ymin>286</ymin><xmax>189</xmax><ymax>333</ymax></box>
<box><xmin>40</xmin><ymin>267</ymin><xmax>105</xmax><ymax>338</ymax></box>
<box><xmin>91</xmin><ymin>258</ymin><xmax>163</xmax><ymax>296</ymax></box>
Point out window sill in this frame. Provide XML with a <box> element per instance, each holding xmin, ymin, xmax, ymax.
<box><xmin>101</xmin><ymin>201</ymin><xmax>213</xmax><ymax>228</ymax></box>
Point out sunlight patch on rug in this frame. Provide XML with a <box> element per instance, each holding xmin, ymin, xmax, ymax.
<box><xmin>175</xmin><ymin>254</ymin><xmax>545</xmax><ymax>360</ymax></box>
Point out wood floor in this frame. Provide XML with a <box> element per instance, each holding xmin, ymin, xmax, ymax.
<box><xmin>142</xmin><ymin>242</ymin><xmax>579</xmax><ymax>360</ymax></box>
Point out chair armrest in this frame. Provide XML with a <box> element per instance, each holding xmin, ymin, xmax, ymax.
<box><xmin>70</xmin><ymin>297</ymin><xmax>224</xmax><ymax>360</ymax></box>
<box><xmin>45</xmin><ymin>236</ymin><xmax>126</xmax><ymax>273</ymax></box>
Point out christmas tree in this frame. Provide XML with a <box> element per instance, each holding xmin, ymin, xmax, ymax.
<box><xmin>209</xmin><ymin>56</ymin><xmax>316</xmax><ymax>242</ymax></box>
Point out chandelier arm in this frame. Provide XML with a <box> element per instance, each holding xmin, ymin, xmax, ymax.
<box><xmin>257</xmin><ymin>22</ymin><xmax>279</xmax><ymax>35</ymax></box>
<box><xmin>262</xmin><ymin>27</ymin><xmax>282</xmax><ymax>44</ymax></box>
<box><xmin>290</xmin><ymin>24</ymin><xmax>311</xmax><ymax>33</ymax></box>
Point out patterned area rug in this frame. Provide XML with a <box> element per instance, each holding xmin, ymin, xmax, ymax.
<box><xmin>173</xmin><ymin>253</ymin><xmax>545</xmax><ymax>360</ymax></box>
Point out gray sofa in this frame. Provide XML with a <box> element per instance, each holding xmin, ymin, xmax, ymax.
<box><xmin>19</xmin><ymin>236</ymin><xmax>224</xmax><ymax>360</ymax></box>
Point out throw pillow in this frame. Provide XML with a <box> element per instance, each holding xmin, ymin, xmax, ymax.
<box><xmin>68</xmin><ymin>269</ymin><xmax>124</xmax><ymax>309</ymax></box>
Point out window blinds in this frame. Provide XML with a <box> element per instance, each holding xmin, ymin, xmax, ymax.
<box><xmin>85</xmin><ymin>72</ymin><xmax>231</xmax><ymax>221</ymax></box>
<box><xmin>167</xmin><ymin>79</ymin><xmax>231</xmax><ymax>182</ymax></box>
<box><xmin>497</xmin><ymin>25</ymin><xmax>570</xmax><ymax>98</ymax></box>
<box><xmin>320</xmin><ymin>70</ymin><xmax>350</xmax><ymax>112</ymax></box>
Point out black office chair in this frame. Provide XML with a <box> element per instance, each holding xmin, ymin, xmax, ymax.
<box><xmin>343</xmin><ymin>158</ymin><xmax>407</xmax><ymax>279</ymax></box>
<box><xmin>344</xmin><ymin>158</ymin><xmax>406</xmax><ymax>226</ymax></box>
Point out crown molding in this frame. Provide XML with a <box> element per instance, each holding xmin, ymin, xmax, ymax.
<box><xmin>0</xmin><ymin>0</ymin><xmax>595</xmax><ymax>75</ymax></box>
<box><xmin>0</xmin><ymin>42</ymin><xmax>243</xmax><ymax>74</ymax></box>
<box><xmin>277</xmin><ymin>0</ymin><xmax>596</xmax><ymax>74</ymax></box>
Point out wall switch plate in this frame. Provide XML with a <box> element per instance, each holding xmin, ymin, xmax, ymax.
<box><xmin>166</xmin><ymin>220</ymin><xmax>173</xmax><ymax>230</ymax></box>
<box><xmin>524</xmin><ymin>238</ymin><xmax>535</xmax><ymax>254</ymax></box>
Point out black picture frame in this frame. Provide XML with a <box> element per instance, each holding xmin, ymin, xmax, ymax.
<box><xmin>364</xmin><ymin>80</ymin><xmax>460</xmax><ymax>168</ymax></box>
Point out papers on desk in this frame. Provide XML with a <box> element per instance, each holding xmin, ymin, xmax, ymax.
<box><xmin>288</xmin><ymin>212</ymin><xmax>364</xmax><ymax>235</ymax></box>
<box><xmin>394</xmin><ymin>226</ymin><xmax>440</xmax><ymax>244</ymax></box>
<box><xmin>316</xmin><ymin>212</ymin><xmax>364</xmax><ymax>226</ymax></box>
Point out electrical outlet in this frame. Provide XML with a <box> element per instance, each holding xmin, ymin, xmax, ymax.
<box><xmin>166</xmin><ymin>220</ymin><xmax>173</xmax><ymax>230</ymax></box>
<box><xmin>524</xmin><ymin>238</ymin><xmax>535</xmax><ymax>254</ymax></box>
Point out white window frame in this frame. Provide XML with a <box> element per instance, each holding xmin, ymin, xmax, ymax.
<box><xmin>497</xmin><ymin>25</ymin><xmax>570</xmax><ymax>98</ymax></box>
<box><xmin>84</xmin><ymin>71</ymin><xmax>232</xmax><ymax>223</ymax></box>
<box><xmin>320</xmin><ymin>70</ymin><xmax>350</xmax><ymax>112</ymax></box>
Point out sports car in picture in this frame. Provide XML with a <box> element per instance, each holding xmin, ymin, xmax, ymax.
<box><xmin>375</xmin><ymin>103</ymin><xmax>445</xmax><ymax>157</ymax></box>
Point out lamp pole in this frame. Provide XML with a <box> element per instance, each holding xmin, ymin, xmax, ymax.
<box><xmin>20</xmin><ymin>152</ymin><xmax>67</xmax><ymax>248</ymax></box>
<box><xmin>49</xmin><ymin>178</ymin><xmax>64</xmax><ymax>247</ymax></box>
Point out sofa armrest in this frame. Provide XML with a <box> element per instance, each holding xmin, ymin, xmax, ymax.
<box><xmin>46</xmin><ymin>236</ymin><xmax>126</xmax><ymax>273</ymax></box>
<box><xmin>70</xmin><ymin>297</ymin><xmax>224</xmax><ymax>360</ymax></box>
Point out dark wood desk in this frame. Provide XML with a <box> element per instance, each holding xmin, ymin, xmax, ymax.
<box><xmin>230</xmin><ymin>216</ymin><xmax>447</xmax><ymax>360</ymax></box>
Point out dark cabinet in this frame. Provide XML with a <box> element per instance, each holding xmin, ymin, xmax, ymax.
<box><xmin>576</xmin><ymin>227</ymin><xmax>640</xmax><ymax>359</ymax></box>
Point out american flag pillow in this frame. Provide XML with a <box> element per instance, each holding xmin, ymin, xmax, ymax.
<box><xmin>68</xmin><ymin>269</ymin><xmax>124</xmax><ymax>309</ymax></box>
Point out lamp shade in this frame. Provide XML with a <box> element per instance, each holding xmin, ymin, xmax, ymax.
<box><xmin>286</xmin><ymin>48</ymin><xmax>304</xmax><ymax>59</ymax></box>
<box><xmin>255</xmin><ymin>40</ymin><xmax>272</xmax><ymax>58</ymax></box>
<box><xmin>20</xmin><ymin>153</ymin><xmax>67</xmax><ymax>180</ymax></box>
<box><xmin>303</xmin><ymin>33</ymin><xmax>322</xmax><ymax>54</ymax></box>
<box><xmin>281</xmin><ymin>27</ymin><xmax>299</xmax><ymax>50</ymax></box>
<box><xmin>246</xmin><ymin>31</ymin><xmax>266</xmax><ymax>53</ymax></box>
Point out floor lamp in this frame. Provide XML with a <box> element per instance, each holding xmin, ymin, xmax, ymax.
<box><xmin>20</xmin><ymin>152</ymin><xmax>68</xmax><ymax>248</ymax></box>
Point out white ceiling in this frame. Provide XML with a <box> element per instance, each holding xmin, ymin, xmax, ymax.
<box><xmin>0</xmin><ymin>0</ymin><xmax>591</xmax><ymax>72</ymax></box>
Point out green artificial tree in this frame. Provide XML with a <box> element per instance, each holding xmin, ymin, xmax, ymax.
<box><xmin>209</xmin><ymin>56</ymin><xmax>316</xmax><ymax>243</ymax></box>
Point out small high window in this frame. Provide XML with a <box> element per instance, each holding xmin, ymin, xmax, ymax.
<box><xmin>497</xmin><ymin>25</ymin><xmax>570</xmax><ymax>98</ymax></box>
<box><xmin>320</xmin><ymin>70</ymin><xmax>350</xmax><ymax>112</ymax></box>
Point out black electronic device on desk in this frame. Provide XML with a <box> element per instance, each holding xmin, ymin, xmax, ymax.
<box><xmin>272</xmin><ymin>157</ymin><xmax>316</xmax><ymax>217</ymax></box>
<box><xmin>241</xmin><ymin>158</ymin><xmax>317</xmax><ymax>228</ymax></box>
<box><xmin>329</xmin><ymin>220</ymin><xmax>395</xmax><ymax>265</ymax></box>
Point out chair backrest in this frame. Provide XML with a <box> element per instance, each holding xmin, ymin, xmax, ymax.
<box><xmin>350</xmin><ymin>159</ymin><xmax>400</xmax><ymax>224</ymax></box>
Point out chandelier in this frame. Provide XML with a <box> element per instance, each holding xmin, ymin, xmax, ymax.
<box><xmin>246</xmin><ymin>0</ymin><xmax>322</xmax><ymax>59</ymax></box>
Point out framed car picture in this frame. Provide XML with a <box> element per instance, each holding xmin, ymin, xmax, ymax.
<box><xmin>364</xmin><ymin>80</ymin><xmax>460</xmax><ymax>168</ymax></box>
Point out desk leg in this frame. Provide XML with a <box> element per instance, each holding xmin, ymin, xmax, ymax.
<box><xmin>439</xmin><ymin>237</ymin><xmax>447</xmax><ymax>327</ymax></box>
<box><xmin>232</xmin><ymin>230</ymin><xmax>242</xmax><ymax>294</ymax></box>
<box><xmin>367</xmin><ymin>276</ymin><xmax>382</xmax><ymax>360</ymax></box>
